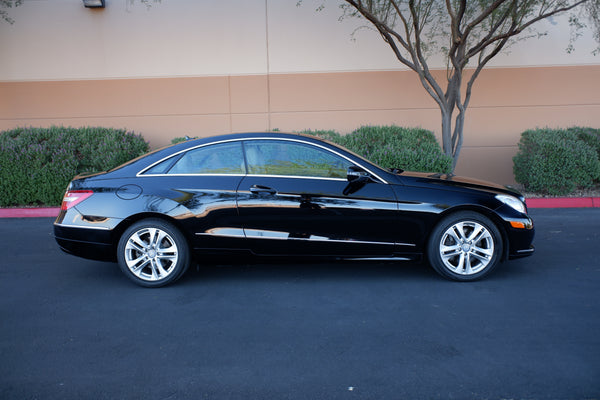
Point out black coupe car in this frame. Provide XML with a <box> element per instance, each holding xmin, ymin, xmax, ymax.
<box><xmin>54</xmin><ymin>132</ymin><xmax>534</xmax><ymax>287</ymax></box>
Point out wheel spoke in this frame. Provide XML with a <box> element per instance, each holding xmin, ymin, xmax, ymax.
<box><xmin>149</xmin><ymin>259</ymin><xmax>160</xmax><ymax>280</ymax></box>
<box><xmin>158</xmin><ymin>244</ymin><xmax>177</xmax><ymax>256</ymax></box>
<box><xmin>128</xmin><ymin>232</ymin><xmax>147</xmax><ymax>252</ymax></box>
<box><xmin>450</xmin><ymin>225</ymin><xmax>464</xmax><ymax>242</ymax></box>
<box><xmin>156</xmin><ymin>229</ymin><xmax>170</xmax><ymax>248</ymax></box>
<box><xmin>158</xmin><ymin>254</ymin><xmax>177</xmax><ymax>263</ymax></box>
<box><xmin>131</xmin><ymin>256</ymin><xmax>150</xmax><ymax>274</ymax></box>
<box><xmin>464</xmin><ymin>254</ymin><xmax>473</xmax><ymax>275</ymax></box>
<box><xmin>441</xmin><ymin>243</ymin><xmax>461</xmax><ymax>257</ymax></box>
<box><xmin>148</xmin><ymin>228</ymin><xmax>160</xmax><ymax>247</ymax></box>
<box><xmin>471</xmin><ymin>246</ymin><xmax>493</xmax><ymax>262</ymax></box>
<box><xmin>468</xmin><ymin>225</ymin><xmax>484</xmax><ymax>242</ymax></box>
<box><xmin>155</xmin><ymin>258</ymin><xmax>170</xmax><ymax>277</ymax></box>
<box><xmin>474</xmin><ymin>233</ymin><xmax>492</xmax><ymax>247</ymax></box>
<box><xmin>454</xmin><ymin>253</ymin><xmax>465</xmax><ymax>272</ymax></box>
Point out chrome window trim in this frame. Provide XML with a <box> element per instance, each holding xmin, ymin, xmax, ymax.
<box><xmin>137</xmin><ymin>137</ymin><xmax>388</xmax><ymax>184</ymax></box>
<box><xmin>135</xmin><ymin>173</ymin><xmax>346</xmax><ymax>182</ymax></box>
<box><xmin>137</xmin><ymin>173</ymin><xmax>247</xmax><ymax>178</ymax></box>
<box><xmin>245</xmin><ymin>174</ymin><xmax>346</xmax><ymax>182</ymax></box>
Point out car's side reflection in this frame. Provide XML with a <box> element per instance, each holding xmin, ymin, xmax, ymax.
<box><xmin>236</xmin><ymin>176</ymin><xmax>401</xmax><ymax>256</ymax></box>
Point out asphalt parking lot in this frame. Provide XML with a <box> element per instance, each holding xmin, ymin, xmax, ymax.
<box><xmin>0</xmin><ymin>209</ymin><xmax>598</xmax><ymax>400</ymax></box>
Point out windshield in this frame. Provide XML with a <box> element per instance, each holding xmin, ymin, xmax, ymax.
<box><xmin>321</xmin><ymin>138</ymin><xmax>393</xmax><ymax>176</ymax></box>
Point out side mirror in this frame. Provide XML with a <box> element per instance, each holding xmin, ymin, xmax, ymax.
<box><xmin>347</xmin><ymin>166</ymin><xmax>371</xmax><ymax>183</ymax></box>
<box><xmin>344</xmin><ymin>166</ymin><xmax>372</xmax><ymax>195</ymax></box>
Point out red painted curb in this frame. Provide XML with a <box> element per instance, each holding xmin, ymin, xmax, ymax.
<box><xmin>0</xmin><ymin>207</ymin><xmax>60</xmax><ymax>218</ymax></box>
<box><xmin>526</xmin><ymin>197</ymin><xmax>600</xmax><ymax>208</ymax></box>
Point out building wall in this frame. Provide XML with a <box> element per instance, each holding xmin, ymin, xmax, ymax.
<box><xmin>1</xmin><ymin>0</ymin><xmax>599</xmax><ymax>184</ymax></box>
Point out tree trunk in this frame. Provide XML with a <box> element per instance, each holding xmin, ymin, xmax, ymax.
<box><xmin>451</xmin><ymin>109</ymin><xmax>466</xmax><ymax>172</ymax></box>
<box><xmin>440</xmin><ymin>108</ymin><xmax>454</xmax><ymax>172</ymax></box>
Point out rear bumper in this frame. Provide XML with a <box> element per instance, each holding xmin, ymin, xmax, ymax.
<box><xmin>54</xmin><ymin>208</ymin><xmax>119</xmax><ymax>262</ymax></box>
<box><xmin>55</xmin><ymin>235</ymin><xmax>115</xmax><ymax>262</ymax></box>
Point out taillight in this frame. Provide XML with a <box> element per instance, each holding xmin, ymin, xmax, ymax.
<box><xmin>61</xmin><ymin>190</ymin><xmax>94</xmax><ymax>211</ymax></box>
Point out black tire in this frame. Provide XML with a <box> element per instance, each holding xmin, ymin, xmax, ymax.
<box><xmin>427</xmin><ymin>211</ymin><xmax>503</xmax><ymax>281</ymax></box>
<box><xmin>117</xmin><ymin>219</ymin><xmax>190</xmax><ymax>287</ymax></box>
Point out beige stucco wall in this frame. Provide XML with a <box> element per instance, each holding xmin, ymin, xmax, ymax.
<box><xmin>2</xmin><ymin>65</ymin><xmax>599</xmax><ymax>184</ymax></box>
<box><xmin>1</xmin><ymin>0</ymin><xmax>599</xmax><ymax>184</ymax></box>
<box><xmin>2</xmin><ymin>0</ymin><xmax>598</xmax><ymax>80</ymax></box>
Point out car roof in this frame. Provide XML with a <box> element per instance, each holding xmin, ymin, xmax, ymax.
<box><xmin>179</xmin><ymin>131</ymin><xmax>327</xmax><ymax>148</ymax></box>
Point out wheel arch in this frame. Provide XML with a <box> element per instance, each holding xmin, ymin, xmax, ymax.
<box><xmin>112</xmin><ymin>212</ymin><xmax>194</xmax><ymax>257</ymax></box>
<box><xmin>431</xmin><ymin>205</ymin><xmax>510</xmax><ymax>262</ymax></box>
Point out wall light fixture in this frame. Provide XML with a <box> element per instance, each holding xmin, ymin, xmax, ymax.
<box><xmin>83</xmin><ymin>0</ymin><xmax>105</xmax><ymax>8</ymax></box>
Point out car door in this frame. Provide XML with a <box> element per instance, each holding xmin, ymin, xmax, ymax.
<box><xmin>236</xmin><ymin>138</ymin><xmax>400</xmax><ymax>257</ymax></box>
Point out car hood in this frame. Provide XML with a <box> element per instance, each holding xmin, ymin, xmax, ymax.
<box><xmin>398</xmin><ymin>171</ymin><xmax>524</xmax><ymax>198</ymax></box>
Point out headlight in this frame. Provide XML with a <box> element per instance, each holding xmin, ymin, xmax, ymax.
<box><xmin>496</xmin><ymin>194</ymin><xmax>527</xmax><ymax>214</ymax></box>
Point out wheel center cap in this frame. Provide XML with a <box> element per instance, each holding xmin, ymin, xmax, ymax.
<box><xmin>461</xmin><ymin>243</ymin><xmax>471</xmax><ymax>252</ymax></box>
<box><xmin>147</xmin><ymin>249</ymin><xmax>157</xmax><ymax>258</ymax></box>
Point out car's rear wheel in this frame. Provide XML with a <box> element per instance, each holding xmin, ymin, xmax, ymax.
<box><xmin>117</xmin><ymin>219</ymin><xmax>190</xmax><ymax>287</ymax></box>
<box><xmin>427</xmin><ymin>211</ymin><xmax>503</xmax><ymax>281</ymax></box>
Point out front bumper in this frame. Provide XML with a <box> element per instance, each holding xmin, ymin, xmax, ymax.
<box><xmin>494</xmin><ymin>203</ymin><xmax>535</xmax><ymax>260</ymax></box>
<box><xmin>503</xmin><ymin>216</ymin><xmax>535</xmax><ymax>259</ymax></box>
<box><xmin>508</xmin><ymin>245</ymin><xmax>535</xmax><ymax>259</ymax></box>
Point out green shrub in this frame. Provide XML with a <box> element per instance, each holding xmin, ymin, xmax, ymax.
<box><xmin>513</xmin><ymin>128</ymin><xmax>600</xmax><ymax>196</ymax></box>
<box><xmin>0</xmin><ymin>126</ymin><xmax>148</xmax><ymax>206</ymax></box>
<box><xmin>171</xmin><ymin>136</ymin><xmax>197</xmax><ymax>144</ymax></box>
<box><xmin>337</xmin><ymin>125</ymin><xmax>452</xmax><ymax>173</ymax></box>
<box><xmin>566</xmin><ymin>127</ymin><xmax>600</xmax><ymax>160</ymax></box>
<box><xmin>298</xmin><ymin>129</ymin><xmax>343</xmax><ymax>143</ymax></box>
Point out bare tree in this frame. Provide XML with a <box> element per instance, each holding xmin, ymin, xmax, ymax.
<box><xmin>0</xmin><ymin>0</ymin><xmax>21</xmax><ymax>24</ymax></box>
<box><xmin>338</xmin><ymin>0</ymin><xmax>597</xmax><ymax>171</ymax></box>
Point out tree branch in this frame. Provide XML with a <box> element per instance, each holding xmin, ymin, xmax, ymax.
<box><xmin>466</xmin><ymin>0</ymin><xmax>589</xmax><ymax>58</ymax></box>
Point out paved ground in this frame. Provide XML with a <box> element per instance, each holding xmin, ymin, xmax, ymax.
<box><xmin>0</xmin><ymin>209</ymin><xmax>598</xmax><ymax>400</ymax></box>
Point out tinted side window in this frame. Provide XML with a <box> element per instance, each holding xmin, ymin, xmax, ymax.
<box><xmin>165</xmin><ymin>141</ymin><xmax>245</xmax><ymax>175</ymax></box>
<box><xmin>143</xmin><ymin>155</ymin><xmax>178</xmax><ymax>175</ymax></box>
<box><xmin>244</xmin><ymin>140</ymin><xmax>351</xmax><ymax>178</ymax></box>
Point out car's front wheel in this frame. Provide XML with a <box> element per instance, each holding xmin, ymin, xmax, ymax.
<box><xmin>117</xmin><ymin>219</ymin><xmax>190</xmax><ymax>287</ymax></box>
<box><xmin>427</xmin><ymin>211</ymin><xmax>503</xmax><ymax>281</ymax></box>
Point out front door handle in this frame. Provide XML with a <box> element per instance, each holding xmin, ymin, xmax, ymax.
<box><xmin>250</xmin><ymin>185</ymin><xmax>277</xmax><ymax>195</ymax></box>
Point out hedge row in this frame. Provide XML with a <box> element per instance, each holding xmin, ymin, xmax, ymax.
<box><xmin>2</xmin><ymin>125</ymin><xmax>597</xmax><ymax>207</ymax></box>
<box><xmin>0</xmin><ymin>127</ymin><xmax>148</xmax><ymax>206</ymax></box>
<box><xmin>513</xmin><ymin>127</ymin><xmax>600</xmax><ymax>195</ymax></box>
<box><xmin>301</xmin><ymin>125</ymin><xmax>453</xmax><ymax>174</ymax></box>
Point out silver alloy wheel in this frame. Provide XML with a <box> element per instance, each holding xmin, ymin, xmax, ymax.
<box><xmin>439</xmin><ymin>220</ymin><xmax>495</xmax><ymax>275</ymax></box>
<box><xmin>124</xmin><ymin>227</ymin><xmax>179</xmax><ymax>282</ymax></box>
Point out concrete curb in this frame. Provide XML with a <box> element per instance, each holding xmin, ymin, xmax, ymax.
<box><xmin>0</xmin><ymin>197</ymin><xmax>598</xmax><ymax>218</ymax></box>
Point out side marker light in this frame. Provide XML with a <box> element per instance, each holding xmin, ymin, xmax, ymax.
<box><xmin>510</xmin><ymin>220</ymin><xmax>533</xmax><ymax>229</ymax></box>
